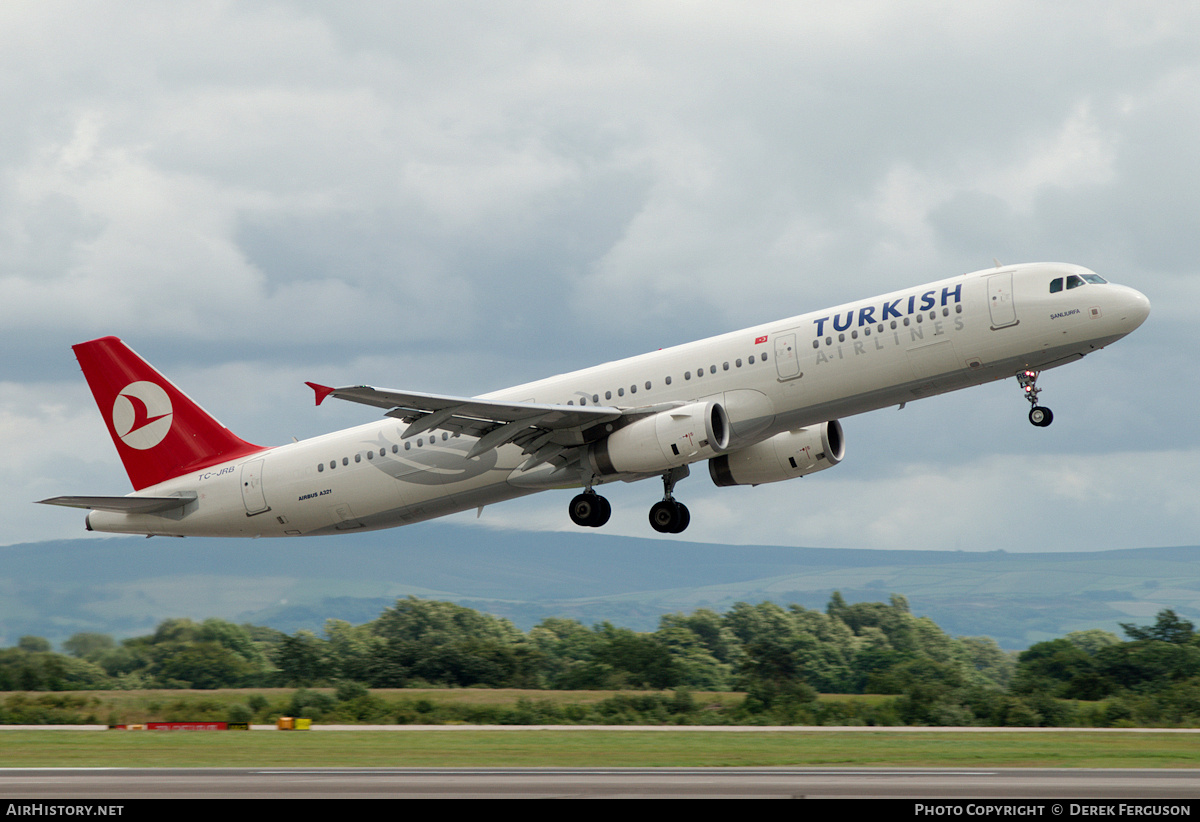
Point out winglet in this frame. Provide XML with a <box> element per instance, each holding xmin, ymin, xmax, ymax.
<box><xmin>306</xmin><ymin>382</ymin><xmax>336</xmax><ymax>406</ymax></box>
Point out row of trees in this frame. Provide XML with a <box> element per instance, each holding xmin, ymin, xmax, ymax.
<box><xmin>1</xmin><ymin>594</ymin><xmax>1009</xmax><ymax>694</ymax></box>
<box><xmin>3</xmin><ymin>597</ymin><xmax>1199</xmax><ymax>726</ymax></box>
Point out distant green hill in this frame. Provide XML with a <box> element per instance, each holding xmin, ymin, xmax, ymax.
<box><xmin>2</xmin><ymin>525</ymin><xmax>1197</xmax><ymax>649</ymax></box>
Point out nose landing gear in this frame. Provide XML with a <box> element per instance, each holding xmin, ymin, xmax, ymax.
<box><xmin>1018</xmin><ymin>370</ymin><xmax>1054</xmax><ymax>427</ymax></box>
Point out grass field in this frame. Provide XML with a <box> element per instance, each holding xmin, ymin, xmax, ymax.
<box><xmin>5</xmin><ymin>689</ymin><xmax>1198</xmax><ymax>769</ymax></box>
<box><xmin>1</xmin><ymin>729</ymin><xmax>1199</xmax><ymax>769</ymax></box>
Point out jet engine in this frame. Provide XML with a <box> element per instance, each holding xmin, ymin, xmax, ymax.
<box><xmin>589</xmin><ymin>400</ymin><xmax>730</xmax><ymax>476</ymax></box>
<box><xmin>708</xmin><ymin>420</ymin><xmax>844</xmax><ymax>487</ymax></box>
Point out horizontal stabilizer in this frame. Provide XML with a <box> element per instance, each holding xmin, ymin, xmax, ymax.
<box><xmin>37</xmin><ymin>493</ymin><xmax>198</xmax><ymax>514</ymax></box>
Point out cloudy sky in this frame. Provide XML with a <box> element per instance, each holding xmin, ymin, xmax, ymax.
<box><xmin>2</xmin><ymin>1</ymin><xmax>1196</xmax><ymax>552</ymax></box>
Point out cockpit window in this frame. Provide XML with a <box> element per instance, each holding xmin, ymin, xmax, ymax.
<box><xmin>1052</xmin><ymin>273</ymin><xmax>1107</xmax><ymax>293</ymax></box>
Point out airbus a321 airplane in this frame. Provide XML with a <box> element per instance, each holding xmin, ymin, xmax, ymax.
<box><xmin>40</xmin><ymin>262</ymin><xmax>1149</xmax><ymax>538</ymax></box>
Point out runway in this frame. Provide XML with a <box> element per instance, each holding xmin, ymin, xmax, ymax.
<box><xmin>2</xmin><ymin>767</ymin><xmax>1199</xmax><ymax>799</ymax></box>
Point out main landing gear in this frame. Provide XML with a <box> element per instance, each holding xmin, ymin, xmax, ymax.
<box><xmin>1018</xmin><ymin>369</ymin><xmax>1054</xmax><ymax>427</ymax></box>
<box><xmin>568</xmin><ymin>490</ymin><xmax>611</xmax><ymax>528</ymax></box>
<box><xmin>649</xmin><ymin>499</ymin><xmax>690</xmax><ymax>534</ymax></box>
<box><xmin>649</xmin><ymin>466</ymin><xmax>690</xmax><ymax>534</ymax></box>
<box><xmin>566</xmin><ymin>465</ymin><xmax>693</xmax><ymax>533</ymax></box>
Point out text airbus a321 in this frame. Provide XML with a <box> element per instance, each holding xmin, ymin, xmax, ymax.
<box><xmin>39</xmin><ymin>262</ymin><xmax>1150</xmax><ymax>538</ymax></box>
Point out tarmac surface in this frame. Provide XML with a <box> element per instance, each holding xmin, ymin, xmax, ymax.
<box><xmin>1</xmin><ymin>766</ymin><xmax>1199</xmax><ymax>799</ymax></box>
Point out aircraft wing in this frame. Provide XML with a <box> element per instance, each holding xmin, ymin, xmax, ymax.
<box><xmin>306</xmin><ymin>383</ymin><xmax>627</xmax><ymax>464</ymax></box>
<box><xmin>37</xmin><ymin>493</ymin><xmax>198</xmax><ymax>514</ymax></box>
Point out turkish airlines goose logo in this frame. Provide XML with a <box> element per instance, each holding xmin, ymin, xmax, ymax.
<box><xmin>112</xmin><ymin>381</ymin><xmax>173</xmax><ymax>450</ymax></box>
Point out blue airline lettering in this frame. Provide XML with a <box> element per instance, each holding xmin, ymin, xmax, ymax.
<box><xmin>810</xmin><ymin>283</ymin><xmax>964</xmax><ymax>337</ymax></box>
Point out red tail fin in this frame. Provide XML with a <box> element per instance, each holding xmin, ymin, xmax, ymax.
<box><xmin>73</xmin><ymin>337</ymin><xmax>266</xmax><ymax>490</ymax></box>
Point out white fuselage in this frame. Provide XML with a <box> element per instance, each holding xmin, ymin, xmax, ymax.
<box><xmin>86</xmin><ymin>262</ymin><xmax>1150</xmax><ymax>537</ymax></box>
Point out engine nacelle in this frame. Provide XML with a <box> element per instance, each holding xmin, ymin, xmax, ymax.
<box><xmin>589</xmin><ymin>401</ymin><xmax>730</xmax><ymax>476</ymax></box>
<box><xmin>708</xmin><ymin>420</ymin><xmax>845</xmax><ymax>487</ymax></box>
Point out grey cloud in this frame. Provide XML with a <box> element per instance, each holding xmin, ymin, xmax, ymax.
<box><xmin>3</xmin><ymin>2</ymin><xmax>1195</xmax><ymax>550</ymax></box>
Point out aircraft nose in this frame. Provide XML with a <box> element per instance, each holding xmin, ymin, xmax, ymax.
<box><xmin>1121</xmin><ymin>287</ymin><xmax>1151</xmax><ymax>330</ymax></box>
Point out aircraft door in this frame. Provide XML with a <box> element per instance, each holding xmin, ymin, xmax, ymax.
<box><xmin>774</xmin><ymin>333</ymin><xmax>802</xmax><ymax>380</ymax></box>
<box><xmin>240</xmin><ymin>459</ymin><xmax>270</xmax><ymax>516</ymax></box>
<box><xmin>987</xmin><ymin>271</ymin><xmax>1019</xmax><ymax>329</ymax></box>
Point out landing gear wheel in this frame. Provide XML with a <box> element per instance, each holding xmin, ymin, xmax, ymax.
<box><xmin>569</xmin><ymin>492</ymin><xmax>611</xmax><ymax>528</ymax></box>
<box><xmin>1029</xmin><ymin>406</ymin><xmax>1054</xmax><ymax>427</ymax></box>
<box><xmin>649</xmin><ymin>499</ymin><xmax>689</xmax><ymax>534</ymax></box>
<box><xmin>594</xmin><ymin>494</ymin><xmax>612</xmax><ymax>527</ymax></box>
<box><xmin>672</xmin><ymin>502</ymin><xmax>690</xmax><ymax>533</ymax></box>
